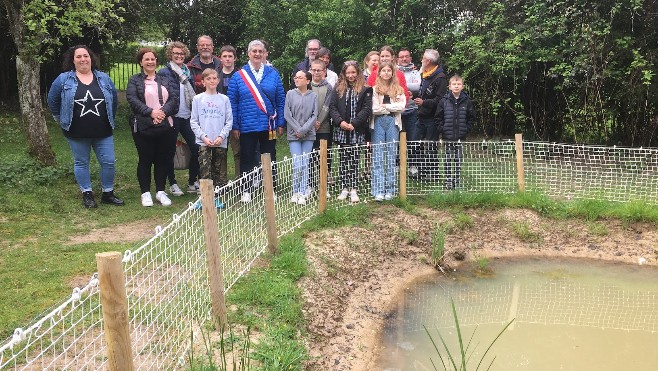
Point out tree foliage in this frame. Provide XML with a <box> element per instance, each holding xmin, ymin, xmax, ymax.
<box><xmin>2</xmin><ymin>0</ymin><xmax>126</xmax><ymax>164</ymax></box>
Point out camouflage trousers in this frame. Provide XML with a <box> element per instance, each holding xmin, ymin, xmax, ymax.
<box><xmin>198</xmin><ymin>146</ymin><xmax>228</xmax><ymax>188</ymax></box>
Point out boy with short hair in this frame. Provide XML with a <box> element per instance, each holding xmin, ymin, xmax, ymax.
<box><xmin>190</xmin><ymin>68</ymin><xmax>233</xmax><ymax>190</ymax></box>
<box><xmin>435</xmin><ymin>74</ymin><xmax>476</xmax><ymax>190</ymax></box>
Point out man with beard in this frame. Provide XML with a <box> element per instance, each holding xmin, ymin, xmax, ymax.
<box><xmin>187</xmin><ymin>35</ymin><xmax>223</xmax><ymax>93</ymax></box>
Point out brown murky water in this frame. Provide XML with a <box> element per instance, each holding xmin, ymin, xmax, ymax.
<box><xmin>376</xmin><ymin>258</ymin><xmax>658</xmax><ymax>370</ymax></box>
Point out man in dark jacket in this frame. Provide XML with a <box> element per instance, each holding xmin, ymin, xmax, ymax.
<box><xmin>291</xmin><ymin>39</ymin><xmax>335</xmax><ymax>85</ymax></box>
<box><xmin>187</xmin><ymin>35</ymin><xmax>223</xmax><ymax>94</ymax></box>
<box><xmin>435</xmin><ymin>75</ymin><xmax>476</xmax><ymax>189</ymax></box>
<box><xmin>410</xmin><ymin>49</ymin><xmax>447</xmax><ymax>180</ymax></box>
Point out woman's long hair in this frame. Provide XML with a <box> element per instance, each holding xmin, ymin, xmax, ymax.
<box><xmin>374</xmin><ymin>62</ymin><xmax>404</xmax><ymax>98</ymax></box>
<box><xmin>335</xmin><ymin>61</ymin><xmax>365</xmax><ymax>98</ymax></box>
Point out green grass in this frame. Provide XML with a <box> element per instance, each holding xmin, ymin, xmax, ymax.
<box><xmin>453</xmin><ymin>212</ymin><xmax>474</xmax><ymax>230</ymax></box>
<box><xmin>510</xmin><ymin>221</ymin><xmax>542</xmax><ymax>243</ymax></box>
<box><xmin>223</xmin><ymin>207</ymin><xmax>373</xmax><ymax>370</ymax></box>
<box><xmin>420</xmin><ymin>191</ymin><xmax>658</xmax><ymax>223</ymax></box>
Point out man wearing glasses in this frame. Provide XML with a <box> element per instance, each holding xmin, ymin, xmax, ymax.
<box><xmin>291</xmin><ymin>39</ymin><xmax>335</xmax><ymax>86</ymax></box>
<box><xmin>187</xmin><ymin>35</ymin><xmax>223</xmax><ymax>93</ymax></box>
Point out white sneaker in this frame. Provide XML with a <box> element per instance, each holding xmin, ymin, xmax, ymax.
<box><xmin>374</xmin><ymin>194</ymin><xmax>384</xmax><ymax>202</ymax></box>
<box><xmin>187</xmin><ymin>181</ymin><xmax>199</xmax><ymax>193</ymax></box>
<box><xmin>350</xmin><ymin>189</ymin><xmax>359</xmax><ymax>203</ymax></box>
<box><xmin>141</xmin><ymin>192</ymin><xmax>153</xmax><ymax>207</ymax></box>
<box><xmin>297</xmin><ymin>195</ymin><xmax>306</xmax><ymax>205</ymax></box>
<box><xmin>290</xmin><ymin>193</ymin><xmax>299</xmax><ymax>203</ymax></box>
<box><xmin>305</xmin><ymin>187</ymin><xmax>313</xmax><ymax>197</ymax></box>
<box><xmin>156</xmin><ymin>191</ymin><xmax>172</xmax><ymax>206</ymax></box>
<box><xmin>241</xmin><ymin>192</ymin><xmax>252</xmax><ymax>203</ymax></box>
<box><xmin>384</xmin><ymin>193</ymin><xmax>393</xmax><ymax>200</ymax></box>
<box><xmin>326</xmin><ymin>191</ymin><xmax>331</xmax><ymax>198</ymax></box>
<box><xmin>170</xmin><ymin>184</ymin><xmax>184</xmax><ymax>196</ymax></box>
<box><xmin>337</xmin><ymin>189</ymin><xmax>349</xmax><ymax>201</ymax></box>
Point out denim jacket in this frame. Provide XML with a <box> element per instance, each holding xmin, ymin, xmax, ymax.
<box><xmin>47</xmin><ymin>70</ymin><xmax>118</xmax><ymax>130</ymax></box>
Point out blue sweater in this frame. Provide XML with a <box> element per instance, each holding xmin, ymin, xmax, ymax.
<box><xmin>226</xmin><ymin>64</ymin><xmax>285</xmax><ymax>134</ymax></box>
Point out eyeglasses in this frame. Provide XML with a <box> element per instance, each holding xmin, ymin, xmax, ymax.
<box><xmin>293</xmin><ymin>76</ymin><xmax>308</xmax><ymax>80</ymax></box>
<box><xmin>172</xmin><ymin>52</ymin><xmax>185</xmax><ymax>56</ymax></box>
<box><xmin>198</xmin><ymin>44</ymin><xmax>213</xmax><ymax>48</ymax></box>
<box><xmin>308</xmin><ymin>47</ymin><xmax>319</xmax><ymax>51</ymax></box>
<box><xmin>310</xmin><ymin>69</ymin><xmax>325</xmax><ymax>73</ymax></box>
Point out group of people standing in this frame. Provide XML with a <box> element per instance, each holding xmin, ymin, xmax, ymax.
<box><xmin>47</xmin><ymin>37</ymin><xmax>475</xmax><ymax>209</ymax></box>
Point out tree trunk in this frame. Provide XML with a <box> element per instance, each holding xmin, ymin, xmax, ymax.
<box><xmin>16</xmin><ymin>53</ymin><xmax>56</xmax><ymax>166</ymax></box>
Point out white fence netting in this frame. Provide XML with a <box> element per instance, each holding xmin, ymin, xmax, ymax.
<box><xmin>2</xmin><ymin>139</ymin><xmax>657</xmax><ymax>369</ymax></box>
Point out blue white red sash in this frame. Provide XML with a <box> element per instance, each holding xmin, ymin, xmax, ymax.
<box><xmin>238</xmin><ymin>67</ymin><xmax>278</xmax><ymax>131</ymax></box>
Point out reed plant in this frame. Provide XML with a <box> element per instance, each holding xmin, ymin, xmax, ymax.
<box><xmin>424</xmin><ymin>298</ymin><xmax>513</xmax><ymax>370</ymax></box>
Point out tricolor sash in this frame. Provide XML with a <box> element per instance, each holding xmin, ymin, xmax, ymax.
<box><xmin>238</xmin><ymin>67</ymin><xmax>278</xmax><ymax>137</ymax></box>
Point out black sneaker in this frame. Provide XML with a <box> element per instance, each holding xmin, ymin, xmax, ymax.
<box><xmin>82</xmin><ymin>191</ymin><xmax>97</xmax><ymax>208</ymax></box>
<box><xmin>101</xmin><ymin>191</ymin><xmax>125</xmax><ymax>206</ymax></box>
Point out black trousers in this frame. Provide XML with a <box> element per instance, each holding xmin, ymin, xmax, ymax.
<box><xmin>132</xmin><ymin>127</ymin><xmax>177</xmax><ymax>193</ymax></box>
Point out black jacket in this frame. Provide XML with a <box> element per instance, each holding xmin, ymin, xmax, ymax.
<box><xmin>126</xmin><ymin>72</ymin><xmax>179</xmax><ymax>118</ymax></box>
<box><xmin>417</xmin><ymin>66</ymin><xmax>447</xmax><ymax>118</ymax></box>
<box><xmin>329</xmin><ymin>86</ymin><xmax>373</xmax><ymax>134</ymax></box>
<box><xmin>435</xmin><ymin>91</ymin><xmax>476</xmax><ymax>141</ymax></box>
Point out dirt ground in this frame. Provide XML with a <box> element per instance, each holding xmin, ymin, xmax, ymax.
<box><xmin>299</xmin><ymin>205</ymin><xmax>658</xmax><ymax>370</ymax></box>
<box><xmin>67</xmin><ymin>205</ymin><xmax>658</xmax><ymax>369</ymax></box>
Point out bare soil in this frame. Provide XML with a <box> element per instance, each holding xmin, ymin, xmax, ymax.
<box><xmin>66</xmin><ymin>205</ymin><xmax>658</xmax><ymax>369</ymax></box>
<box><xmin>65</xmin><ymin>220</ymin><xmax>157</xmax><ymax>245</ymax></box>
<box><xmin>299</xmin><ymin>205</ymin><xmax>658</xmax><ymax>370</ymax></box>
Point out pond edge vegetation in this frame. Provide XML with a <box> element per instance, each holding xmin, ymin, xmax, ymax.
<box><xmin>197</xmin><ymin>191</ymin><xmax>658</xmax><ymax>369</ymax></box>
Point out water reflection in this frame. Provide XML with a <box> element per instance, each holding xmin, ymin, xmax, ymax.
<box><xmin>377</xmin><ymin>258</ymin><xmax>658</xmax><ymax>370</ymax></box>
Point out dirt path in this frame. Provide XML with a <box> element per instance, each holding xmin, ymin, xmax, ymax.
<box><xmin>299</xmin><ymin>205</ymin><xmax>658</xmax><ymax>370</ymax></box>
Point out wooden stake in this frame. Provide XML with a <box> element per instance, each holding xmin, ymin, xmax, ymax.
<box><xmin>199</xmin><ymin>179</ymin><xmax>227</xmax><ymax>329</ymax></box>
<box><xmin>399</xmin><ymin>131</ymin><xmax>408</xmax><ymax>200</ymax></box>
<box><xmin>96</xmin><ymin>251</ymin><xmax>134</xmax><ymax>371</ymax></box>
<box><xmin>515</xmin><ymin>133</ymin><xmax>525</xmax><ymax>192</ymax></box>
<box><xmin>261</xmin><ymin>153</ymin><xmax>278</xmax><ymax>254</ymax></box>
<box><xmin>319</xmin><ymin>139</ymin><xmax>328</xmax><ymax>213</ymax></box>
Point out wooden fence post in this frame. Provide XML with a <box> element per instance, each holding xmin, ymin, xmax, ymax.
<box><xmin>261</xmin><ymin>153</ymin><xmax>278</xmax><ymax>254</ymax></box>
<box><xmin>199</xmin><ymin>179</ymin><xmax>227</xmax><ymax>329</ymax></box>
<box><xmin>515</xmin><ymin>133</ymin><xmax>525</xmax><ymax>192</ymax></box>
<box><xmin>399</xmin><ymin>131</ymin><xmax>408</xmax><ymax>200</ymax></box>
<box><xmin>96</xmin><ymin>252</ymin><xmax>134</xmax><ymax>371</ymax></box>
<box><xmin>319</xmin><ymin>139</ymin><xmax>328</xmax><ymax>213</ymax></box>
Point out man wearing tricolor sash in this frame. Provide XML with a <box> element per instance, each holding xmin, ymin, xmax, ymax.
<box><xmin>227</xmin><ymin>40</ymin><xmax>285</xmax><ymax>203</ymax></box>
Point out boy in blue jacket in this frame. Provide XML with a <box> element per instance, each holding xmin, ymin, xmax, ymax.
<box><xmin>435</xmin><ymin>75</ymin><xmax>476</xmax><ymax>190</ymax></box>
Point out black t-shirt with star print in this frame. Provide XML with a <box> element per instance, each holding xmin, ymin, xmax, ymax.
<box><xmin>65</xmin><ymin>75</ymin><xmax>112</xmax><ymax>139</ymax></box>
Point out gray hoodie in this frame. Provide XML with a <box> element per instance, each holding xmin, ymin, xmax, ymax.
<box><xmin>284</xmin><ymin>88</ymin><xmax>318</xmax><ymax>141</ymax></box>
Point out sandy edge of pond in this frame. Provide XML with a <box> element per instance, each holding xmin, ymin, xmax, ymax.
<box><xmin>300</xmin><ymin>205</ymin><xmax>658</xmax><ymax>370</ymax></box>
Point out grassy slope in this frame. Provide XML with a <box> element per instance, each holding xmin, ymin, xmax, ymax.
<box><xmin>0</xmin><ymin>104</ymin><xmax>292</xmax><ymax>338</ymax></box>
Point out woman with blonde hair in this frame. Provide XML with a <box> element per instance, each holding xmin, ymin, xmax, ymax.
<box><xmin>370</xmin><ymin>62</ymin><xmax>406</xmax><ymax>201</ymax></box>
<box><xmin>362</xmin><ymin>51</ymin><xmax>380</xmax><ymax>80</ymax></box>
<box><xmin>329</xmin><ymin>61</ymin><xmax>373</xmax><ymax>203</ymax></box>
<box><xmin>157</xmin><ymin>41</ymin><xmax>199</xmax><ymax>196</ymax></box>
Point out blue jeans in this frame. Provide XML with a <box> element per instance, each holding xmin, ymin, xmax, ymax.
<box><xmin>289</xmin><ymin>140</ymin><xmax>314</xmax><ymax>195</ymax></box>
<box><xmin>66</xmin><ymin>135</ymin><xmax>116</xmax><ymax>192</ymax></box>
<box><xmin>371</xmin><ymin>115</ymin><xmax>399</xmax><ymax>196</ymax></box>
<box><xmin>401</xmin><ymin>109</ymin><xmax>418</xmax><ymax>141</ymax></box>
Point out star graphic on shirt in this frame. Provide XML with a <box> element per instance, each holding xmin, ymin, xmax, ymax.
<box><xmin>74</xmin><ymin>90</ymin><xmax>104</xmax><ymax>117</ymax></box>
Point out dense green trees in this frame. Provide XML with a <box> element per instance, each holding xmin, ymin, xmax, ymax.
<box><xmin>2</xmin><ymin>0</ymin><xmax>657</xmax><ymax>155</ymax></box>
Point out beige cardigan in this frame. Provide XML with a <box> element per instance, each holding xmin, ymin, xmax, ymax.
<box><xmin>370</xmin><ymin>90</ymin><xmax>406</xmax><ymax>130</ymax></box>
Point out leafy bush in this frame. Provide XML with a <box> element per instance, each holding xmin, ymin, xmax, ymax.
<box><xmin>0</xmin><ymin>154</ymin><xmax>70</xmax><ymax>187</ymax></box>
